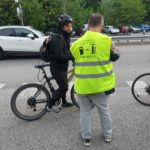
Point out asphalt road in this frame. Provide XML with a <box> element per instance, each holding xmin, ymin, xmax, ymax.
<box><xmin>0</xmin><ymin>44</ymin><xmax>150</xmax><ymax>150</ymax></box>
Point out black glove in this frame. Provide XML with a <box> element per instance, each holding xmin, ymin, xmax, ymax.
<box><xmin>68</xmin><ymin>54</ymin><xmax>74</xmax><ymax>61</ymax></box>
<box><xmin>110</xmin><ymin>50</ymin><xmax>120</xmax><ymax>62</ymax></box>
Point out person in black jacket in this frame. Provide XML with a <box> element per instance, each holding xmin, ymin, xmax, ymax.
<box><xmin>47</xmin><ymin>14</ymin><xmax>74</xmax><ymax>112</ymax></box>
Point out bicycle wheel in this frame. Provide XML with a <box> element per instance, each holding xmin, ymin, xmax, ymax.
<box><xmin>71</xmin><ymin>85</ymin><xmax>79</xmax><ymax>108</ymax></box>
<box><xmin>131</xmin><ymin>73</ymin><xmax>150</xmax><ymax>106</ymax></box>
<box><xmin>70</xmin><ymin>85</ymin><xmax>95</xmax><ymax>109</ymax></box>
<box><xmin>11</xmin><ymin>83</ymin><xmax>51</xmax><ymax>121</ymax></box>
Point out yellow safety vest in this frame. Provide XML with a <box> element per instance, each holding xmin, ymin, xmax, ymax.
<box><xmin>70</xmin><ymin>31</ymin><xmax>116</xmax><ymax>94</ymax></box>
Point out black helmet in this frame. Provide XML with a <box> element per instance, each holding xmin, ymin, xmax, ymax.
<box><xmin>58</xmin><ymin>14</ymin><xmax>73</xmax><ymax>24</ymax></box>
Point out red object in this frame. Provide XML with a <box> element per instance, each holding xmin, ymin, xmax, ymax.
<box><xmin>119</xmin><ymin>26</ymin><xmax>129</xmax><ymax>33</ymax></box>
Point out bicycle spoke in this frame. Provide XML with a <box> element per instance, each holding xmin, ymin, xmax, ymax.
<box><xmin>15</xmin><ymin>86</ymin><xmax>47</xmax><ymax>117</ymax></box>
<box><xmin>132</xmin><ymin>74</ymin><xmax>150</xmax><ymax>105</ymax></box>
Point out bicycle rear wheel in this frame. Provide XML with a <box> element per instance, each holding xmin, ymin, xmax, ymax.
<box><xmin>11</xmin><ymin>83</ymin><xmax>51</xmax><ymax>121</ymax></box>
<box><xmin>71</xmin><ymin>85</ymin><xmax>95</xmax><ymax>108</ymax></box>
<box><xmin>131</xmin><ymin>73</ymin><xmax>150</xmax><ymax>106</ymax></box>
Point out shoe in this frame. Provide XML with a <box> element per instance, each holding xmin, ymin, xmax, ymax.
<box><xmin>62</xmin><ymin>102</ymin><xmax>73</xmax><ymax>107</ymax></box>
<box><xmin>103</xmin><ymin>136</ymin><xmax>112</xmax><ymax>143</ymax></box>
<box><xmin>47</xmin><ymin>105</ymin><xmax>62</xmax><ymax>113</ymax></box>
<box><xmin>83</xmin><ymin>139</ymin><xmax>91</xmax><ymax>146</ymax></box>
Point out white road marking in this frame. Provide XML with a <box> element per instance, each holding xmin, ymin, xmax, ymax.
<box><xmin>0</xmin><ymin>84</ymin><xmax>5</xmax><ymax>89</ymax></box>
<box><xmin>126</xmin><ymin>81</ymin><xmax>147</xmax><ymax>88</ymax></box>
<box><xmin>126</xmin><ymin>81</ymin><xmax>133</xmax><ymax>87</ymax></box>
<box><xmin>127</xmin><ymin>81</ymin><xmax>149</xmax><ymax>96</ymax></box>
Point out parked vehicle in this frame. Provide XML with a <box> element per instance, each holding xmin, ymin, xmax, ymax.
<box><xmin>71</xmin><ymin>29</ymin><xmax>76</xmax><ymax>36</ymax></box>
<box><xmin>138</xmin><ymin>24</ymin><xmax>150</xmax><ymax>32</ymax></box>
<box><xmin>46</xmin><ymin>28</ymin><xmax>76</xmax><ymax>36</ymax></box>
<box><xmin>104</xmin><ymin>26</ymin><xmax>120</xmax><ymax>34</ymax></box>
<box><xmin>45</xmin><ymin>28</ymin><xmax>55</xmax><ymax>36</ymax></box>
<box><xmin>119</xmin><ymin>26</ymin><xmax>129</xmax><ymax>33</ymax></box>
<box><xmin>128</xmin><ymin>26</ymin><xmax>141</xmax><ymax>33</ymax></box>
<box><xmin>82</xmin><ymin>24</ymin><xmax>88</xmax><ymax>34</ymax></box>
<box><xmin>0</xmin><ymin>26</ymin><xmax>48</xmax><ymax>60</ymax></box>
<box><xmin>75</xmin><ymin>28</ymin><xmax>82</xmax><ymax>36</ymax></box>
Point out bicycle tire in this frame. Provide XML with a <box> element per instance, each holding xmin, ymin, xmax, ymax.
<box><xmin>11</xmin><ymin>83</ymin><xmax>51</xmax><ymax>121</ymax></box>
<box><xmin>70</xmin><ymin>85</ymin><xmax>80</xmax><ymax>108</ymax></box>
<box><xmin>131</xmin><ymin>73</ymin><xmax>150</xmax><ymax>106</ymax></box>
<box><xmin>71</xmin><ymin>85</ymin><xmax>95</xmax><ymax>109</ymax></box>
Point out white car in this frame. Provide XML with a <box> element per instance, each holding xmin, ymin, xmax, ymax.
<box><xmin>82</xmin><ymin>24</ymin><xmax>88</xmax><ymax>34</ymax></box>
<box><xmin>128</xmin><ymin>26</ymin><xmax>141</xmax><ymax>33</ymax></box>
<box><xmin>104</xmin><ymin>26</ymin><xmax>120</xmax><ymax>34</ymax></box>
<box><xmin>0</xmin><ymin>26</ymin><xmax>48</xmax><ymax>59</ymax></box>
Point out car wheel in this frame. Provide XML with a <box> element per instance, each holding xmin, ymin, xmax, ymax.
<box><xmin>0</xmin><ymin>48</ymin><xmax>4</xmax><ymax>60</ymax></box>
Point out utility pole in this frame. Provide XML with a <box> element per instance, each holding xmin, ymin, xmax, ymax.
<box><xmin>63</xmin><ymin>0</ymin><xmax>66</xmax><ymax>13</ymax></box>
<box><xmin>14</xmin><ymin>0</ymin><xmax>24</xmax><ymax>26</ymax></box>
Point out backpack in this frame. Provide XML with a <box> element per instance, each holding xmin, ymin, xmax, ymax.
<box><xmin>40</xmin><ymin>33</ymin><xmax>64</xmax><ymax>62</ymax></box>
<box><xmin>40</xmin><ymin>36</ymin><xmax>52</xmax><ymax>62</ymax></box>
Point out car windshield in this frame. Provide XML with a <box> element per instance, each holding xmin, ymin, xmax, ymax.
<box><xmin>31</xmin><ymin>28</ymin><xmax>45</xmax><ymax>37</ymax></box>
<box><xmin>109</xmin><ymin>26</ymin><xmax>113</xmax><ymax>29</ymax></box>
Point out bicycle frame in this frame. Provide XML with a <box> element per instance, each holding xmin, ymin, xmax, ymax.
<box><xmin>67</xmin><ymin>69</ymin><xmax>74</xmax><ymax>82</ymax></box>
<box><xmin>38</xmin><ymin>67</ymin><xmax>74</xmax><ymax>94</ymax></box>
<box><xmin>39</xmin><ymin>67</ymin><xmax>55</xmax><ymax>93</ymax></box>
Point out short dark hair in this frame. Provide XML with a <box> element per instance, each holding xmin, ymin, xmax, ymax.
<box><xmin>88</xmin><ymin>13</ymin><xmax>104</xmax><ymax>28</ymax></box>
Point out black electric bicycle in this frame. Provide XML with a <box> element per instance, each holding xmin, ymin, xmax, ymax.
<box><xmin>131</xmin><ymin>73</ymin><xmax>150</xmax><ymax>106</ymax></box>
<box><xmin>11</xmin><ymin>64</ymin><xmax>79</xmax><ymax>121</ymax></box>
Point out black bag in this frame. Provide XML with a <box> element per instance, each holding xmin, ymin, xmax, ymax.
<box><xmin>40</xmin><ymin>36</ymin><xmax>52</xmax><ymax>62</ymax></box>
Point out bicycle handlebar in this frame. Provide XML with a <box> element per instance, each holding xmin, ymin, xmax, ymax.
<box><xmin>34</xmin><ymin>64</ymin><xmax>50</xmax><ymax>69</ymax></box>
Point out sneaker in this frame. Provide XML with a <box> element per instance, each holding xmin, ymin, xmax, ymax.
<box><xmin>47</xmin><ymin>105</ymin><xmax>62</xmax><ymax>113</ymax></box>
<box><xmin>104</xmin><ymin>136</ymin><xmax>112</xmax><ymax>143</ymax></box>
<box><xmin>83</xmin><ymin>139</ymin><xmax>91</xmax><ymax>146</ymax></box>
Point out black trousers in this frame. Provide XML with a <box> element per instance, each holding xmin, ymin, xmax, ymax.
<box><xmin>49</xmin><ymin>66</ymin><xmax>68</xmax><ymax>107</ymax></box>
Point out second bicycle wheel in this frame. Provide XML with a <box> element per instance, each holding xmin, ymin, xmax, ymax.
<box><xmin>11</xmin><ymin>83</ymin><xmax>51</xmax><ymax>121</ymax></box>
<box><xmin>71</xmin><ymin>85</ymin><xmax>79</xmax><ymax>108</ymax></box>
<box><xmin>131</xmin><ymin>73</ymin><xmax>150</xmax><ymax>106</ymax></box>
<box><xmin>71</xmin><ymin>85</ymin><xmax>95</xmax><ymax>109</ymax></box>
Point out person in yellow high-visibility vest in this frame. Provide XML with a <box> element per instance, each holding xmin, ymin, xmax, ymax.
<box><xmin>70</xmin><ymin>13</ymin><xmax>120</xmax><ymax>146</ymax></box>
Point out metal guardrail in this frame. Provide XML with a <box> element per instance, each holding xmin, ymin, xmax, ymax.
<box><xmin>71</xmin><ymin>35</ymin><xmax>150</xmax><ymax>45</ymax></box>
<box><xmin>112</xmin><ymin>35</ymin><xmax>150</xmax><ymax>44</ymax></box>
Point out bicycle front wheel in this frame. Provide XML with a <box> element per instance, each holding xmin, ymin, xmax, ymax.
<box><xmin>11</xmin><ymin>83</ymin><xmax>51</xmax><ymax>121</ymax></box>
<box><xmin>131</xmin><ymin>73</ymin><xmax>150</xmax><ymax>106</ymax></box>
<box><xmin>71</xmin><ymin>85</ymin><xmax>79</xmax><ymax>108</ymax></box>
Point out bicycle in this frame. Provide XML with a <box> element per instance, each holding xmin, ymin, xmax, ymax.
<box><xmin>10</xmin><ymin>63</ymin><xmax>79</xmax><ymax>121</ymax></box>
<box><xmin>131</xmin><ymin>73</ymin><xmax>150</xmax><ymax>106</ymax></box>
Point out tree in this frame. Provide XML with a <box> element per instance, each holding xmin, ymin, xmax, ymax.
<box><xmin>65</xmin><ymin>0</ymin><xmax>92</xmax><ymax>29</ymax></box>
<box><xmin>143</xmin><ymin>0</ymin><xmax>150</xmax><ymax>23</ymax></box>
<box><xmin>39</xmin><ymin>0</ymin><xmax>64</xmax><ymax>31</ymax></box>
<box><xmin>0</xmin><ymin>0</ymin><xmax>20</xmax><ymax>26</ymax></box>
<box><xmin>21</xmin><ymin>0</ymin><xmax>45</xmax><ymax>30</ymax></box>
<box><xmin>101</xmin><ymin>0</ymin><xmax>146</xmax><ymax>26</ymax></box>
<box><xmin>81</xmin><ymin>0</ymin><xmax>101</xmax><ymax>11</ymax></box>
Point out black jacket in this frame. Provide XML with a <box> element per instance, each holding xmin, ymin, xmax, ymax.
<box><xmin>50</xmin><ymin>29</ymin><xmax>73</xmax><ymax>70</ymax></box>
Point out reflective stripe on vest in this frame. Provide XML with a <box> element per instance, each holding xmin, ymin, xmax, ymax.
<box><xmin>75</xmin><ymin>70</ymin><xmax>113</xmax><ymax>78</ymax></box>
<box><xmin>74</xmin><ymin>60</ymin><xmax>111</xmax><ymax>66</ymax></box>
